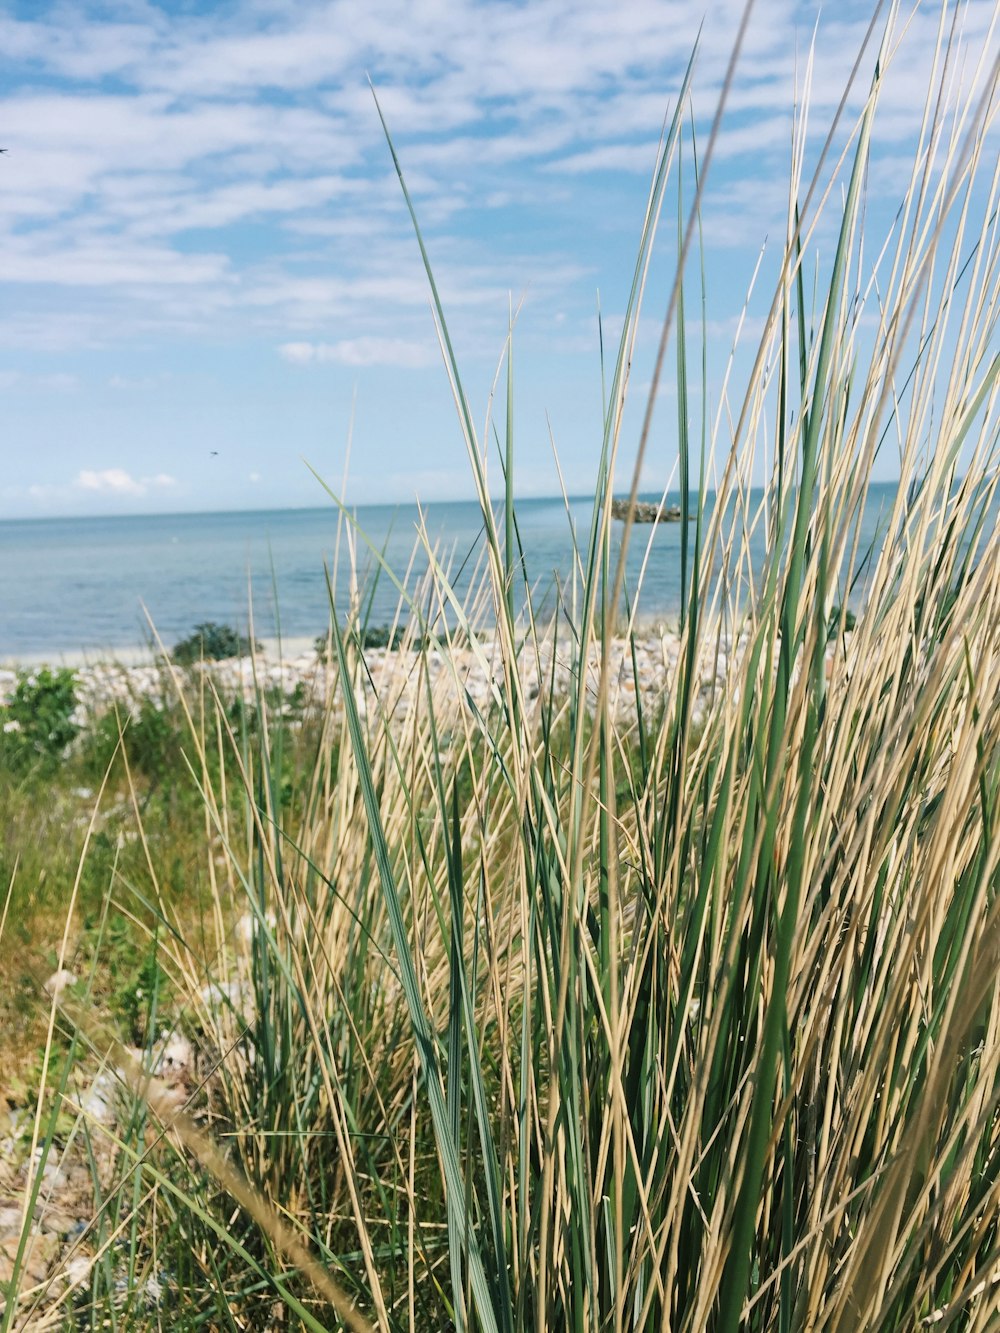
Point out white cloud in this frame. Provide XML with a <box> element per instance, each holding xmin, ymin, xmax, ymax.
<box><xmin>278</xmin><ymin>342</ymin><xmax>316</xmax><ymax>364</ymax></box>
<box><xmin>76</xmin><ymin>468</ymin><xmax>144</xmax><ymax>495</ymax></box>
<box><xmin>278</xmin><ymin>336</ymin><xmax>436</xmax><ymax>367</ymax></box>
<box><xmin>0</xmin><ymin>0</ymin><xmax>994</xmax><ymax>364</ymax></box>
<box><xmin>549</xmin><ymin>142</ymin><xmax>661</xmax><ymax>175</ymax></box>
<box><xmin>75</xmin><ymin>468</ymin><xmax>176</xmax><ymax>496</ymax></box>
<box><xmin>0</xmin><ymin>369</ymin><xmax>78</xmax><ymax>390</ymax></box>
<box><xmin>0</xmin><ymin>238</ymin><xmax>232</xmax><ymax>288</ymax></box>
<box><xmin>109</xmin><ymin>374</ymin><xmax>165</xmax><ymax>390</ymax></box>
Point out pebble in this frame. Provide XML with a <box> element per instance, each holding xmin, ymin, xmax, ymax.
<box><xmin>63</xmin><ymin>1252</ymin><xmax>93</xmax><ymax>1286</ymax></box>
<box><xmin>236</xmin><ymin>910</ymin><xmax>276</xmax><ymax>944</ymax></box>
<box><xmin>199</xmin><ymin>979</ymin><xmax>249</xmax><ymax>1014</ymax></box>
<box><xmin>156</xmin><ymin>1033</ymin><xmax>194</xmax><ymax>1083</ymax></box>
<box><xmin>43</xmin><ymin>970</ymin><xmax>77</xmax><ymax>999</ymax></box>
<box><xmin>0</xmin><ymin>1229</ymin><xmax>59</xmax><ymax>1286</ymax></box>
<box><xmin>80</xmin><ymin>1073</ymin><xmax>116</xmax><ymax>1125</ymax></box>
<box><xmin>38</xmin><ymin>1209</ymin><xmax>78</xmax><ymax>1238</ymax></box>
<box><xmin>28</xmin><ymin>1152</ymin><xmax>65</xmax><ymax>1190</ymax></box>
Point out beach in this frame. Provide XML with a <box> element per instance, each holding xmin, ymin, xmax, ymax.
<box><xmin>0</xmin><ymin>623</ymin><xmax>820</xmax><ymax>736</ymax></box>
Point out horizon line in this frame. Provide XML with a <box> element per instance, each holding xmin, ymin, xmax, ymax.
<box><xmin>0</xmin><ymin>479</ymin><xmax>907</xmax><ymax>526</ymax></box>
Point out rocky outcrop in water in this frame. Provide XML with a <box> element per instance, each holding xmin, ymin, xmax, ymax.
<box><xmin>610</xmin><ymin>499</ymin><xmax>687</xmax><ymax>523</ymax></box>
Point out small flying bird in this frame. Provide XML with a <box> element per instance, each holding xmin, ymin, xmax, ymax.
<box><xmin>210</xmin><ymin>450</ymin><xmax>219</xmax><ymax>456</ymax></box>
<box><xmin>0</xmin><ymin>149</ymin><xmax>8</xmax><ymax>154</ymax></box>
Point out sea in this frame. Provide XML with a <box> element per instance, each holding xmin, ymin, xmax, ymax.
<box><xmin>0</xmin><ymin>486</ymin><xmax>906</xmax><ymax>660</ymax></box>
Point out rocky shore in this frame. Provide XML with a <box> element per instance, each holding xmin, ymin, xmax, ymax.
<box><xmin>0</xmin><ymin>625</ymin><xmax>761</xmax><ymax>733</ymax></box>
<box><xmin>609</xmin><ymin>498</ymin><xmax>689</xmax><ymax>522</ymax></box>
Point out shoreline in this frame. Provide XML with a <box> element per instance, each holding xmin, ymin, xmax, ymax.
<box><xmin>0</xmin><ymin>624</ymin><xmax>725</xmax><ymax>727</ymax></box>
<box><xmin>0</xmin><ymin>611</ymin><xmax>687</xmax><ymax>674</ymax></box>
<box><xmin>0</xmin><ymin>634</ymin><xmax>323</xmax><ymax>671</ymax></box>
<box><xmin>1</xmin><ymin>613</ymin><xmax>860</xmax><ymax>734</ymax></box>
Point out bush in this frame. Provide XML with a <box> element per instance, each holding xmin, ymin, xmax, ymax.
<box><xmin>171</xmin><ymin>622</ymin><xmax>260</xmax><ymax>665</ymax></box>
<box><xmin>82</xmin><ymin>696</ymin><xmax>180</xmax><ymax>784</ymax></box>
<box><xmin>0</xmin><ymin>667</ymin><xmax>79</xmax><ymax>771</ymax></box>
<box><xmin>360</xmin><ymin>623</ymin><xmax>405</xmax><ymax>650</ymax></box>
<box><xmin>827</xmin><ymin>605</ymin><xmax>857</xmax><ymax>641</ymax></box>
<box><xmin>314</xmin><ymin>624</ymin><xmax>406</xmax><ymax>660</ymax></box>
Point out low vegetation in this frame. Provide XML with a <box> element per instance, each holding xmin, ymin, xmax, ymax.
<box><xmin>0</xmin><ymin>668</ymin><xmax>79</xmax><ymax>774</ymax></box>
<box><xmin>171</xmin><ymin>621</ymin><xmax>260</xmax><ymax>665</ymax></box>
<box><xmin>2</xmin><ymin>10</ymin><xmax>999</xmax><ymax>1332</ymax></box>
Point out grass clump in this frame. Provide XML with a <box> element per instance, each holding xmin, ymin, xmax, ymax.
<box><xmin>3</xmin><ymin>8</ymin><xmax>1000</xmax><ymax>1333</ymax></box>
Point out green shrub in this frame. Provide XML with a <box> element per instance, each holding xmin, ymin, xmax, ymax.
<box><xmin>108</xmin><ymin>927</ymin><xmax>169</xmax><ymax>1045</ymax></box>
<box><xmin>0</xmin><ymin>667</ymin><xmax>79</xmax><ymax>771</ymax></box>
<box><xmin>827</xmin><ymin>605</ymin><xmax>857</xmax><ymax>640</ymax></box>
<box><xmin>314</xmin><ymin>624</ymin><xmax>405</xmax><ymax>660</ymax></box>
<box><xmin>83</xmin><ymin>696</ymin><xmax>179</xmax><ymax>784</ymax></box>
<box><xmin>361</xmin><ymin>623</ymin><xmax>404</xmax><ymax>650</ymax></box>
<box><xmin>171</xmin><ymin>621</ymin><xmax>260</xmax><ymax>665</ymax></box>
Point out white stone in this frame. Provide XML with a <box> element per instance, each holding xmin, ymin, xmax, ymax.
<box><xmin>64</xmin><ymin>1254</ymin><xmax>94</xmax><ymax>1287</ymax></box>
<box><xmin>199</xmin><ymin>979</ymin><xmax>248</xmax><ymax>1014</ymax></box>
<box><xmin>80</xmin><ymin>1073</ymin><xmax>116</xmax><ymax>1124</ymax></box>
<box><xmin>43</xmin><ymin>969</ymin><xmax>77</xmax><ymax>998</ymax></box>
<box><xmin>156</xmin><ymin>1033</ymin><xmax>193</xmax><ymax>1081</ymax></box>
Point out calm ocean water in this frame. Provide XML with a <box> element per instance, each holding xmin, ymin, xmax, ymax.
<box><xmin>0</xmin><ymin>487</ymin><xmax>903</xmax><ymax>659</ymax></box>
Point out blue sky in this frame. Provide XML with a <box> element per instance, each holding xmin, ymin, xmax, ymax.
<box><xmin>0</xmin><ymin>0</ymin><xmax>996</xmax><ymax>517</ymax></box>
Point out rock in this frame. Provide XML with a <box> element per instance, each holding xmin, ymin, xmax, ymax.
<box><xmin>80</xmin><ymin>1073</ymin><xmax>116</xmax><ymax>1125</ymax></box>
<box><xmin>28</xmin><ymin>1151</ymin><xmax>65</xmax><ymax>1190</ymax></box>
<box><xmin>236</xmin><ymin>910</ymin><xmax>276</xmax><ymax>944</ymax></box>
<box><xmin>199</xmin><ymin>979</ymin><xmax>248</xmax><ymax>1015</ymax></box>
<box><xmin>0</xmin><ymin>1229</ymin><xmax>59</xmax><ymax>1286</ymax></box>
<box><xmin>610</xmin><ymin>499</ymin><xmax>688</xmax><ymax>523</ymax></box>
<box><xmin>39</xmin><ymin>1209</ymin><xmax>77</xmax><ymax>1237</ymax></box>
<box><xmin>43</xmin><ymin>969</ymin><xmax>77</xmax><ymax>999</ymax></box>
<box><xmin>156</xmin><ymin>1033</ymin><xmax>193</xmax><ymax>1084</ymax></box>
<box><xmin>139</xmin><ymin>1273</ymin><xmax>165</xmax><ymax>1304</ymax></box>
<box><xmin>63</xmin><ymin>1253</ymin><xmax>93</xmax><ymax>1288</ymax></box>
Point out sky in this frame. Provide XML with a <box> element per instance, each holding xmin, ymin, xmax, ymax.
<box><xmin>0</xmin><ymin>0</ymin><xmax>997</xmax><ymax>518</ymax></box>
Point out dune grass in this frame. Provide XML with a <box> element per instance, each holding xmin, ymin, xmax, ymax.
<box><xmin>3</xmin><ymin>5</ymin><xmax>1000</xmax><ymax>1330</ymax></box>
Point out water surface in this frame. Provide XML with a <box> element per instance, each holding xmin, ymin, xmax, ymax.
<box><xmin>0</xmin><ymin>487</ymin><xmax>905</xmax><ymax>658</ymax></box>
